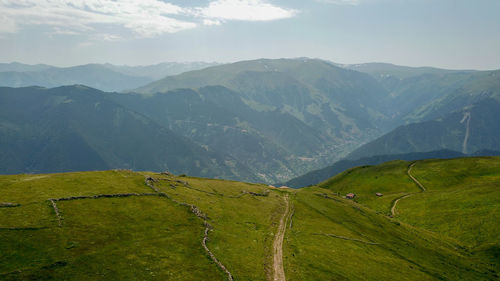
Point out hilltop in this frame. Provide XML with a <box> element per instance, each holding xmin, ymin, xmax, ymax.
<box><xmin>1</xmin><ymin>156</ymin><xmax>498</xmax><ymax>280</ymax></box>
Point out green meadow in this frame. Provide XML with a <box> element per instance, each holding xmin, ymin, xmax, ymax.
<box><xmin>1</xmin><ymin>156</ymin><xmax>499</xmax><ymax>280</ymax></box>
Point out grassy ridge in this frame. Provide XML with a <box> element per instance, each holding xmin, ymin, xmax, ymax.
<box><xmin>1</xmin><ymin>157</ymin><xmax>499</xmax><ymax>280</ymax></box>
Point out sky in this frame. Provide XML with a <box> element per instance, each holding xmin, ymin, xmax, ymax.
<box><xmin>0</xmin><ymin>0</ymin><xmax>499</xmax><ymax>70</ymax></box>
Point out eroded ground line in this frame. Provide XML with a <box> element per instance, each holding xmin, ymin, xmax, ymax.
<box><xmin>272</xmin><ymin>194</ymin><xmax>290</xmax><ymax>281</ymax></box>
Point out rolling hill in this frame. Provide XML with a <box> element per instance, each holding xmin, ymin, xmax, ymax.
<box><xmin>0</xmin><ymin>156</ymin><xmax>498</xmax><ymax>280</ymax></box>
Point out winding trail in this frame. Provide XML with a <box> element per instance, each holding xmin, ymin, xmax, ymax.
<box><xmin>272</xmin><ymin>194</ymin><xmax>290</xmax><ymax>281</ymax></box>
<box><xmin>390</xmin><ymin>162</ymin><xmax>426</xmax><ymax>217</ymax></box>
<box><xmin>407</xmin><ymin>162</ymin><xmax>426</xmax><ymax>192</ymax></box>
<box><xmin>390</xmin><ymin>194</ymin><xmax>412</xmax><ymax>217</ymax></box>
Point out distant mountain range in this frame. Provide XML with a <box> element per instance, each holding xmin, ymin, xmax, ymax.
<box><xmin>340</xmin><ymin>62</ymin><xmax>474</xmax><ymax>79</ymax></box>
<box><xmin>0</xmin><ymin>58</ymin><xmax>498</xmax><ymax>183</ymax></box>
<box><xmin>0</xmin><ymin>62</ymin><xmax>218</xmax><ymax>92</ymax></box>
<box><xmin>123</xmin><ymin>59</ymin><xmax>397</xmax><ymax>181</ymax></box>
<box><xmin>0</xmin><ymin>86</ymin><xmax>255</xmax><ymax>180</ymax></box>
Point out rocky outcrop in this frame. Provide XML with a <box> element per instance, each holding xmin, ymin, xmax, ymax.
<box><xmin>145</xmin><ymin>176</ymin><xmax>162</xmax><ymax>193</ymax></box>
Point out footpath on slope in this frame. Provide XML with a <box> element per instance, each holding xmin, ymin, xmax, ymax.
<box><xmin>272</xmin><ymin>194</ymin><xmax>290</xmax><ymax>281</ymax></box>
<box><xmin>390</xmin><ymin>162</ymin><xmax>426</xmax><ymax>217</ymax></box>
<box><xmin>407</xmin><ymin>162</ymin><xmax>426</xmax><ymax>192</ymax></box>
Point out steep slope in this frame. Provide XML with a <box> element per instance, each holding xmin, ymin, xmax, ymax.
<box><xmin>110</xmin><ymin>86</ymin><xmax>336</xmax><ymax>182</ymax></box>
<box><xmin>0</xmin><ymin>86</ymin><xmax>255</xmax><ymax>180</ymax></box>
<box><xmin>341</xmin><ymin>63</ymin><xmax>499</xmax><ymax>126</ymax></box>
<box><xmin>405</xmin><ymin>70</ymin><xmax>500</xmax><ymax>122</ymax></box>
<box><xmin>132</xmin><ymin>58</ymin><xmax>393</xmax><ymax>173</ymax></box>
<box><xmin>347</xmin><ymin>98</ymin><xmax>500</xmax><ymax>160</ymax></box>
<box><xmin>1</xmin><ymin>160</ymin><xmax>498</xmax><ymax>280</ymax></box>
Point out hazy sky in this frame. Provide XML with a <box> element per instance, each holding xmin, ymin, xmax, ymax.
<box><xmin>1</xmin><ymin>0</ymin><xmax>499</xmax><ymax>69</ymax></box>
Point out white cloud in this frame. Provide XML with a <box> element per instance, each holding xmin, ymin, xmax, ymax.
<box><xmin>0</xmin><ymin>0</ymin><xmax>196</xmax><ymax>38</ymax></box>
<box><xmin>0</xmin><ymin>0</ymin><xmax>296</xmax><ymax>38</ymax></box>
<box><xmin>203</xmin><ymin>19</ymin><xmax>223</xmax><ymax>26</ymax></box>
<box><xmin>198</xmin><ymin>0</ymin><xmax>297</xmax><ymax>21</ymax></box>
<box><xmin>316</xmin><ymin>0</ymin><xmax>361</xmax><ymax>5</ymax></box>
<box><xmin>94</xmin><ymin>33</ymin><xmax>122</xmax><ymax>42</ymax></box>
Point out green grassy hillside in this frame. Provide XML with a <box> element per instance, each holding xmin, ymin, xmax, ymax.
<box><xmin>319</xmin><ymin>156</ymin><xmax>500</xmax><ymax>273</ymax></box>
<box><xmin>1</xmin><ymin>156</ymin><xmax>499</xmax><ymax>280</ymax></box>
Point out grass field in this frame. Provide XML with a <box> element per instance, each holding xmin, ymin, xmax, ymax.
<box><xmin>319</xmin><ymin>156</ymin><xmax>500</xmax><ymax>276</ymax></box>
<box><xmin>1</xmin><ymin>156</ymin><xmax>499</xmax><ymax>280</ymax></box>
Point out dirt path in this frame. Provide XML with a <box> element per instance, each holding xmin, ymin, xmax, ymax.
<box><xmin>407</xmin><ymin>162</ymin><xmax>426</xmax><ymax>192</ymax></box>
<box><xmin>390</xmin><ymin>194</ymin><xmax>412</xmax><ymax>217</ymax></box>
<box><xmin>272</xmin><ymin>194</ymin><xmax>290</xmax><ymax>281</ymax></box>
<box><xmin>390</xmin><ymin>162</ymin><xmax>427</xmax><ymax>217</ymax></box>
